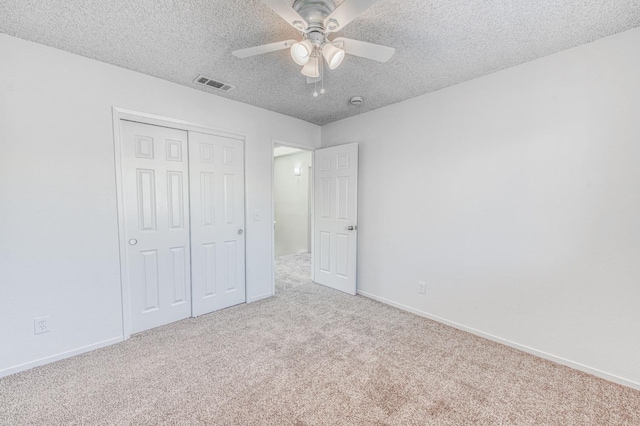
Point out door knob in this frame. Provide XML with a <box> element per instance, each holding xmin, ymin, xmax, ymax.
<box><xmin>238</xmin><ymin>229</ymin><xmax>244</xmax><ymax>235</ymax></box>
<box><xmin>347</xmin><ymin>226</ymin><xmax>355</xmax><ymax>231</ymax></box>
<box><xmin>129</xmin><ymin>238</ymin><xmax>138</xmax><ymax>245</ymax></box>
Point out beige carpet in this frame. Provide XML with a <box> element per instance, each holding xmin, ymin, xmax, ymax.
<box><xmin>1</xmin><ymin>253</ymin><xmax>639</xmax><ymax>425</ymax></box>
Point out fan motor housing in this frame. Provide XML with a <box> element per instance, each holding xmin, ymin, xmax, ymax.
<box><xmin>307</xmin><ymin>30</ymin><xmax>325</xmax><ymax>45</ymax></box>
<box><xmin>293</xmin><ymin>0</ymin><xmax>336</xmax><ymax>27</ymax></box>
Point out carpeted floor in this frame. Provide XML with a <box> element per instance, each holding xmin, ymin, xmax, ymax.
<box><xmin>1</xmin><ymin>252</ymin><xmax>639</xmax><ymax>425</ymax></box>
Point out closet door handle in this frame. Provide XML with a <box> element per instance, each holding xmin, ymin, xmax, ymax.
<box><xmin>238</xmin><ymin>229</ymin><xmax>244</xmax><ymax>235</ymax></box>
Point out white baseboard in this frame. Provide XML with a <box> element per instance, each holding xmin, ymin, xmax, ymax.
<box><xmin>0</xmin><ymin>336</ymin><xmax>123</xmax><ymax>379</ymax></box>
<box><xmin>357</xmin><ymin>289</ymin><xmax>640</xmax><ymax>392</ymax></box>
<box><xmin>247</xmin><ymin>292</ymin><xmax>273</xmax><ymax>303</ymax></box>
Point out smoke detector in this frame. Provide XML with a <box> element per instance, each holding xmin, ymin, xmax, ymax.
<box><xmin>350</xmin><ymin>96</ymin><xmax>363</xmax><ymax>106</ymax></box>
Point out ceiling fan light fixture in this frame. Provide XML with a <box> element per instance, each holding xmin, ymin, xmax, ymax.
<box><xmin>326</xmin><ymin>18</ymin><xmax>339</xmax><ymax>32</ymax></box>
<box><xmin>291</xmin><ymin>39</ymin><xmax>313</xmax><ymax>65</ymax></box>
<box><xmin>322</xmin><ymin>42</ymin><xmax>345</xmax><ymax>70</ymax></box>
<box><xmin>301</xmin><ymin>55</ymin><xmax>320</xmax><ymax>78</ymax></box>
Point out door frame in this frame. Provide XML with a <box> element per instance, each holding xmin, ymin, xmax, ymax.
<box><xmin>271</xmin><ymin>139</ymin><xmax>316</xmax><ymax>295</ymax></box>
<box><xmin>112</xmin><ymin>107</ymin><xmax>246</xmax><ymax>339</ymax></box>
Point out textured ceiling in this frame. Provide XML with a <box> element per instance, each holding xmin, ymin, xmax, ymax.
<box><xmin>2</xmin><ymin>1</ymin><xmax>640</xmax><ymax>125</ymax></box>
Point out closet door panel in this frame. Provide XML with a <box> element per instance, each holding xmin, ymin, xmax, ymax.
<box><xmin>120</xmin><ymin>120</ymin><xmax>192</xmax><ymax>333</ymax></box>
<box><xmin>189</xmin><ymin>132</ymin><xmax>246</xmax><ymax>316</ymax></box>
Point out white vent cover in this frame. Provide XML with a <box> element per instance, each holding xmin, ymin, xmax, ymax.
<box><xmin>193</xmin><ymin>75</ymin><xmax>235</xmax><ymax>92</ymax></box>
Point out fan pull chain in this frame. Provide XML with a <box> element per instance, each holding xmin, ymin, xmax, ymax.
<box><xmin>320</xmin><ymin>52</ymin><xmax>325</xmax><ymax>95</ymax></box>
<box><xmin>313</xmin><ymin>53</ymin><xmax>319</xmax><ymax>97</ymax></box>
<box><xmin>313</xmin><ymin>72</ymin><xmax>318</xmax><ymax>97</ymax></box>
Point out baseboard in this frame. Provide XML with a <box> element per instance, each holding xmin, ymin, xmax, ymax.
<box><xmin>356</xmin><ymin>289</ymin><xmax>640</xmax><ymax>392</ymax></box>
<box><xmin>247</xmin><ymin>292</ymin><xmax>273</xmax><ymax>303</ymax></box>
<box><xmin>0</xmin><ymin>336</ymin><xmax>124</xmax><ymax>379</ymax></box>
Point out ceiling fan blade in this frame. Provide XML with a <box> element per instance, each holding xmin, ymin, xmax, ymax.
<box><xmin>232</xmin><ymin>40</ymin><xmax>297</xmax><ymax>59</ymax></box>
<box><xmin>261</xmin><ymin>0</ymin><xmax>308</xmax><ymax>30</ymax></box>
<box><xmin>324</xmin><ymin>0</ymin><xmax>379</xmax><ymax>32</ymax></box>
<box><xmin>333</xmin><ymin>37</ymin><xmax>395</xmax><ymax>62</ymax></box>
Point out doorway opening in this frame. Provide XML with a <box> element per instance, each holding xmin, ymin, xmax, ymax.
<box><xmin>273</xmin><ymin>144</ymin><xmax>313</xmax><ymax>294</ymax></box>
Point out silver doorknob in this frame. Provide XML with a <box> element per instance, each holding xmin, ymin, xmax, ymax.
<box><xmin>238</xmin><ymin>229</ymin><xmax>244</xmax><ymax>235</ymax></box>
<box><xmin>129</xmin><ymin>238</ymin><xmax>138</xmax><ymax>245</ymax></box>
<box><xmin>347</xmin><ymin>226</ymin><xmax>355</xmax><ymax>231</ymax></box>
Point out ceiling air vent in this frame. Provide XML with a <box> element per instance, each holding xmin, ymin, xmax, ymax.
<box><xmin>193</xmin><ymin>75</ymin><xmax>235</xmax><ymax>93</ymax></box>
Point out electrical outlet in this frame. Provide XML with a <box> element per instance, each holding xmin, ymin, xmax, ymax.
<box><xmin>34</xmin><ymin>316</ymin><xmax>50</xmax><ymax>335</ymax></box>
<box><xmin>418</xmin><ymin>281</ymin><xmax>427</xmax><ymax>295</ymax></box>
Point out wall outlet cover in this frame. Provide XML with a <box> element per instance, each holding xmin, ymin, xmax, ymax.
<box><xmin>418</xmin><ymin>281</ymin><xmax>427</xmax><ymax>295</ymax></box>
<box><xmin>34</xmin><ymin>316</ymin><xmax>51</xmax><ymax>334</ymax></box>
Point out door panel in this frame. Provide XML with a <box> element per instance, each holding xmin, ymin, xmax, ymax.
<box><xmin>189</xmin><ymin>132</ymin><xmax>246</xmax><ymax>316</ymax></box>
<box><xmin>121</xmin><ymin>120</ymin><xmax>192</xmax><ymax>333</ymax></box>
<box><xmin>313</xmin><ymin>143</ymin><xmax>358</xmax><ymax>295</ymax></box>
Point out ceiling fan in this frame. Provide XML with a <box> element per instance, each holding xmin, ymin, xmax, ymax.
<box><xmin>232</xmin><ymin>0</ymin><xmax>395</xmax><ymax>89</ymax></box>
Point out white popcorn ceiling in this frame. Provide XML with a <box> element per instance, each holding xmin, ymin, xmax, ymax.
<box><xmin>1</xmin><ymin>0</ymin><xmax>639</xmax><ymax>125</ymax></box>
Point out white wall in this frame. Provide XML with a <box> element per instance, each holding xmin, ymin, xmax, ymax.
<box><xmin>321</xmin><ymin>27</ymin><xmax>640</xmax><ymax>389</ymax></box>
<box><xmin>274</xmin><ymin>150</ymin><xmax>312</xmax><ymax>257</ymax></box>
<box><xmin>0</xmin><ymin>34</ymin><xmax>320</xmax><ymax>376</ymax></box>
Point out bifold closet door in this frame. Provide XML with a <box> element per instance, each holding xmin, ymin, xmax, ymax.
<box><xmin>120</xmin><ymin>120</ymin><xmax>192</xmax><ymax>334</ymax></box>
<box><xmin>189</xmin><ymin>132</ymin><xmax>246</xmax><ymax>316</ymax></box>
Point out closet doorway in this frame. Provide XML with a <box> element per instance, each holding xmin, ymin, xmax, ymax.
<box><xmin>114</xmin><ymin>109</ymin><xmax>246</xmax><ymax>337</ymax></box>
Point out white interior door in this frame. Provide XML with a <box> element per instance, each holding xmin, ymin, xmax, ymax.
<box><xmin>120</xmin><ymin>120</ymin><xmax>192</xmax><ymax>333</ymax></box>
<box><xmin>189</xmin><ymin>132</ymin><xmax>246</xmax><ymax>316</ymax></box>
<box><xmin>313</xmin><ymin>143</ymin><xmax>358</xmax><ymax>295</ymax></box>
